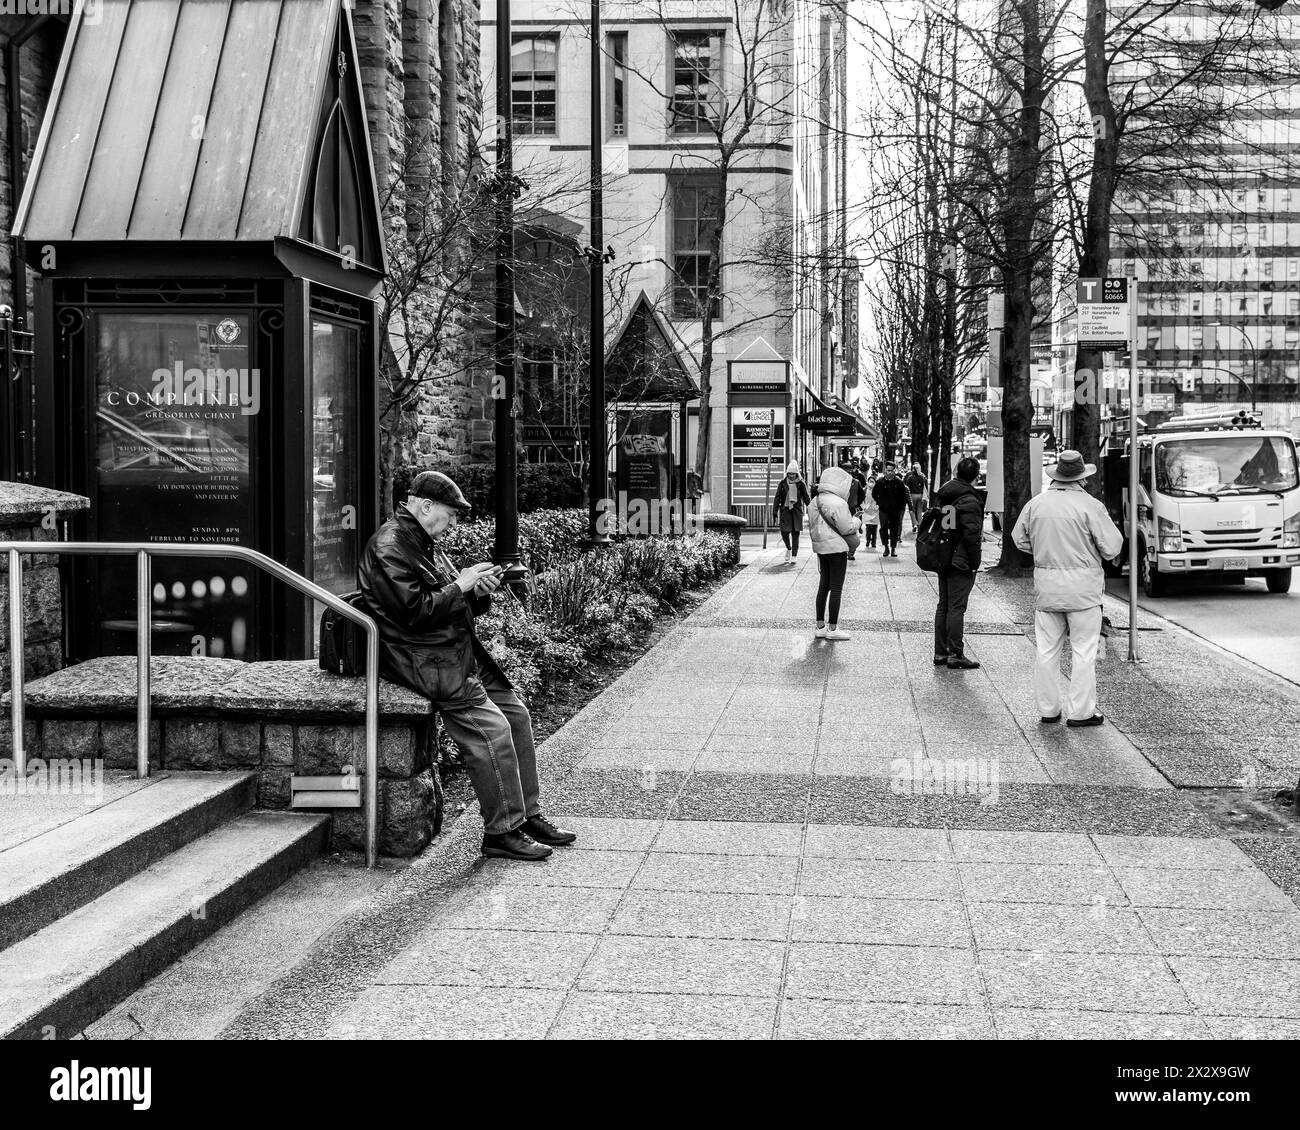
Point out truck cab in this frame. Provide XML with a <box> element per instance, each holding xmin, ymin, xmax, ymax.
<box><xmin>1111</xmin><ymin>415</ymin><xmax>1300</xmax><ymax>596</ymax></box>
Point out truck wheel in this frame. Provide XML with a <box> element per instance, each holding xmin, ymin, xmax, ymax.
<box><xmin>1139</xmin><ymin>542</ymin><xmax>1168</xmax><ymax>598</ymax></box>
<box><xmin>1267</xmin><ymin>568</ymin><xmax>1292</xmax><ymax>594</ymax></box>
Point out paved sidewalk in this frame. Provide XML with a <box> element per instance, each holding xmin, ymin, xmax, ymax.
<box><xmin>92</xmin><ymin>541</ymin><xmax>1300</xmax><ymax>1040</ymax></box>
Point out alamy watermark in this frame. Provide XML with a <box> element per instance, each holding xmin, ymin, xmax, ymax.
<box><xmin>889</xmin><ymin>755</ymin><xmax>1000</xmax><ymax>805</ymax></box>
<box><xmin>595</xmin><ymin>493</ymin><xmax>705</xmax><ymax>537</ymax></box>
<box><xmin>0</xmin><ymin>757</ymin><xmax>105</xmax><ymax>804</ymax></box>
<box><xmin>2</xmin><ymin>1</ymin><xmax>101</xmax><ymax>23</ymax></box>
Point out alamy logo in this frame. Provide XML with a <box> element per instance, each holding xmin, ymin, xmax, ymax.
<box><xmin>49</xmin><ymin>1061</ymin><xmax>151</xmax><ymax>1111</ymax></box>
<box><xmin>0</xmin><ymin>757</ymin><xmax>104</xmax><ymax>804</ymax></box>
<box><xmin>0</xmin><ymin>1</ymin><xmax>101</xmax><ymax>23</ymax></box>
<box><xmin>149</xmin><ymin>362</ymin><xmax>261</xmax><ymax>416</ymax></box>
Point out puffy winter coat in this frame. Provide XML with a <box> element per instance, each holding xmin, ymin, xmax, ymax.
<box><xmin>357</xmin><ymin>512</ymin><xmax>508</xmax><ymax>701</ymax></box>
<box><xmin>1011</xmin><ymin>481</ymin><xmax>1125</xmax><ymax>611</ymax></box>
<box><xmin>933</xmin><ymin>478</ymin><xmax>985</xmax><ymax>573</ymax></box>
<box><xmin>808</xmin><ymin>466</ymin><xmax>859</xmax><ymax>555</ymax></box>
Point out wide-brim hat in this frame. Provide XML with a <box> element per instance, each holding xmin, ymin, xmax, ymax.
<box><xmin>1046</xmin><ymin>450</ymin><xmax>1096</xmax><ymax>482</ymax></box>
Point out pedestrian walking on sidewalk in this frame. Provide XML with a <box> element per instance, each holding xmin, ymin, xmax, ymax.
<box><xmin>1011</xmin><ymin>451</ymin><xmax>1124</xmax><ymax>727</ymax></box>
<box><xmin>358</xmin><ymin>471</ymin><xmax>578</xmax><ymax>861</ymax></box>
<box><xmin>861</xmin><ymin>470</ymin><xmax>880</xmax><ymax>549</ymax></box>
<box><xmin>932</xmin><ymin>456</ymin><xmax>985</xmax><ymax>670</ymax></box>
<box><xmin>772</xmin><ymin>460</ymin><xmax>811</xmax><ymax>565</ymax></box>
<box><xmin>808</xmin><ymin>465</ymin><xmax>860</xmax><ymax>640</ymax></box>
<box><xmin>904</xmin><ymin>463</ymin><xmax>928</xmax><ymax>530</ymax></box>
<box><xmin>872</xmin><ymin>464</ymin><xmax>910</xmax><ymax>557</ymax></box>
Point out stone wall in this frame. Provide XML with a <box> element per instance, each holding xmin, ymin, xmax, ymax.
<box><xmin>354</xmin><ymin>0</ymin><xmax>493</xmax><ymax>498</ymax></box>
<box><xmin>0</xmin><ymin>18</ymin><xmax>64</xmax><ymax>313</ymax></box>
<box><xmin>7</xmin><ymin>656</ymin><xmax>443</xmax><ymax>858</ymax></box>
<box><xmin>0</xmin><ymin>482</ymin><xmax>88</xmax><ymax>690</ymax></box>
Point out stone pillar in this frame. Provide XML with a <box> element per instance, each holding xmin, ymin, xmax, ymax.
<box><xmin>0</xmin><ymin>482</ymin><xmax>89</xmax><ymax>688</ymax></box>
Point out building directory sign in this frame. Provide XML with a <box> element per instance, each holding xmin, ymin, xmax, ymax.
<box><xmin>730</xmin><ymin>407</ymin><xmax>785</xmax><ymax>506</ymax></box>
<box><xmin>1077</xmin><ymin>276</ymin><xmax>1132</xmax><ymax>351</ymax></box>
<box><xmin>728</xmin><ymin>359</ymin><xmax>789</xmax><ymax>396</ymax></box>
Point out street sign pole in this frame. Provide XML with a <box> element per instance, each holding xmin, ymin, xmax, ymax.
<box><xmin>762</xmin><ymin>409</ymin><xmax>776</xmax><ymax>550</ymax></box>
<box><xmin>1128</xmin><ymin>279</ymin><xmax>1140</xmax><ymax>662</ymax></box>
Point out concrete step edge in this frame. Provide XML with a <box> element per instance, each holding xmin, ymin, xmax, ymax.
<box><xmin>0</xmin><ymin>772</ymin><xmax>258</xmax><ymax>951</ymax></box>
<box><xmin>0</xmin><ymin>811</ymin><xmax>328</xmax><ymax>1040</ymax></box>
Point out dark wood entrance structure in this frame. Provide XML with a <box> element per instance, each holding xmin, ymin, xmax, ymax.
<box><xmin>12</xmin><ymin>0</ymin><xmax>384</xmax><ymax>661</ymax></box>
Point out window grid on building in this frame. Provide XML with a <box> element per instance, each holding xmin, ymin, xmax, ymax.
<box><xmin>610</xmin><ymin>31</ymin><xmax>627</xmax><ymax>137</ymax></box>
<box><xmin>511</xmin><ymin>35</ymin><xmax>558</xmax><ymax>136</ymax></box>
<box><xmin>670</xmin><ymin>178</ymin><xmax>722</xmax><ymax>319</ymax></box>
<box><xmin>670</xmin><ymin>31</ymin><xmax>722</xmax><ymax>135</ymax></box>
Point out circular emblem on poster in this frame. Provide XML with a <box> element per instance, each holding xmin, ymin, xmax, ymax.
<box><xmin>215</xmin><ymin>317</ymin><xmax>241</xmax><ymax>345</ymax></box>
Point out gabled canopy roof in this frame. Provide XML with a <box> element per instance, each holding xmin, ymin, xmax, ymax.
<box><xmin>605</xmin><ymin>292</ymin><xmax>700</xmax><ymax>404</ymax></box>
<box><xmin>13</xmin><ymin>0</ymin><xmax>383</xmax><ymax>271</ymax></box>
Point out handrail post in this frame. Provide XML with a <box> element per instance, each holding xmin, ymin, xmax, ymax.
<box><xmin>7</xmin><ymin>547</ymin><xmax>24</xmax><ymax>775</ymax></box>
<box><xmin>364</xmin><ymin>623</ymin><xmax>379</xmax><ymax>869</ymax></box>
<box><xmin>136</xmin><ymin>549</ymin><xmax>151</xmax><ymax>779</ymax></box>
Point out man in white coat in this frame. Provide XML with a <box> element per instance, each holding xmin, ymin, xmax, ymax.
<box><xmin>1011</xmin><ymin>451</ymin><xmax>1124</xmax><ymax>727</ymax></box>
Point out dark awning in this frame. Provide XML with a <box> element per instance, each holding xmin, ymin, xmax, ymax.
<box><xmin>799</xmin><ymin>390</ymin><xmax>876</xmax><ymax>439</ymax></box>
<box><xmin>13</xmin><ymin>0</ymin><xmax>383</xmax><ymax>272</ymax></box>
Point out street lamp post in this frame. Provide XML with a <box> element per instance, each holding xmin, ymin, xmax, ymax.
<box><xmin>1209</xmin><ymin>321</ymin><xmax>1258</xmax><ymax>413</ymax></box>
<box><xmin>493</xmin><ymin>0</ymin><xmax>527</xmax><ymax>583</ymax></box>
<box><xmin>583</xmin><ymin>0</ymin><xmax>612</xmax><ymax>548</ymax></box>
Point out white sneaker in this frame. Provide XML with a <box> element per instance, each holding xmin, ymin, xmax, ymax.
<box><xmin>814</xmin><ymin>626</ymin><xmax>828</xmax><ymax>638</ymax></box>
<box><xmin>784</xmin><ymin>549</ymin><xmax>791</xmax><ymax>564</ymax></box>
<box><xmin>824</xmin><ymin>628</ymin><xmax>851</xmax><ymax>641</ymax></box>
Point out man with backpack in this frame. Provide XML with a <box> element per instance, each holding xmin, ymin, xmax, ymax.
<box><xmin>929</xmin><ymin>456</ymin><xmax>985</xmax><ymax>669</ymax></box>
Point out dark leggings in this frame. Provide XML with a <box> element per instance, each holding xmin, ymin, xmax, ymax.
<box><xmin>816</xmin><ymin>552</ymin><xmax>848</xmax><ymax>624</ymax></box>
<box><xmin>781</xmin><ymin>529</ymin><xmax>800</xmax><ymax>555</ymax></box>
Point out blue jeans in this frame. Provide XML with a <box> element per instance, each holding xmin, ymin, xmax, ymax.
<box><xmin>433</xmin><ymin>670</ymin><xmax>541</xmax><ymax>835</ymax></box>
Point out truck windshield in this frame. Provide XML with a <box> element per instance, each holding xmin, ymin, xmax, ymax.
<box><xmin>1154</xmin><ymin>436</ymin><xmax>1299</xmax><ymax>496</ymax></box>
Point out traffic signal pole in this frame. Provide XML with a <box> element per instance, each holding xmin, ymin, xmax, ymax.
<box><xmin>1127</xmin><ymin>280</ymin><xmax>1140</xmax><ymax>662</ymax></box>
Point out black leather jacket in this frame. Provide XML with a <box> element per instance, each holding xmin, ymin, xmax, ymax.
<box><xmin>356</xmin><ymin>512</ymin><xmax>508</xmax><ymax>701</ymax></box>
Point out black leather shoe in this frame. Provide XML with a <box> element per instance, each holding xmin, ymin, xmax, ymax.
<box><xmin>1066</xmin><ymin>714</ymin><xmax>1105</xmax><ymax>728</ymax></box>
<box><xmin>1040</xmin><ymin>713</ymin><xmax>1062</xmax><ymax>724</ymax></box>
<box><xmin>933</xmin><ymin>655</ymin><xmax>950</xmax><ymax>665</ymax></box>
<box><xmin>946</xmin><ymin>656</ymin><xmax>980</xmax><ymax>669</ymax></box>
<box><xmin>482</xmin><ymin>830</ymin><xmax>553</xmax><ymax>861</ymax></box>
<box><xmin>519</xmin><ymin>814</ymin><xmax>577</xmax><ymax>846</ymax></box>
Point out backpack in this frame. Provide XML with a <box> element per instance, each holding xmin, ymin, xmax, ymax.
<box><xmin>319</xmin><ymin>590</ymin><xmax>369</xmax><ymax>676</ymax></box>
<box><xmin>914</xmin><ymin>506</ymin><xmax>954</xmax><ymax>573</ymax></box>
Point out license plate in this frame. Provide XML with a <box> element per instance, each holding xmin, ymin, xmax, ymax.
<box><xmin>1223</xmin><ymin>556</ymin><xmax>1248</xmax><ymax>571</ymax></box>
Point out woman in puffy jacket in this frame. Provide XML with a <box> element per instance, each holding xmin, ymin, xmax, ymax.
<box><xmin>807</xmin><ymin>465</ymin><xmax>860</xmax><ymax>641</ymax></box>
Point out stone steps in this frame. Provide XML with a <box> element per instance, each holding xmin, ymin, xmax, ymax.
<box><xmin>0</xmin><ymin>774</ymin><xmax>328</xmax><ymax>1039</ymax></box>
<box><xmin>0</xmin><ymin>772</ymin><xmax>255</xmax><ymax>950</ymax></box>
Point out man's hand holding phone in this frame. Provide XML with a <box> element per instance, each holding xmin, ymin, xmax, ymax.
<box><xmin>455</xmin><ymin>562</ymin><xmax>501</xmax><ymax>594</ymax></box>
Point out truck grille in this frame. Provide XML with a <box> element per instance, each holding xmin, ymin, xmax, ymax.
<box><xmin>1183</xmin><ymin>527</ymin><xmax>1280</xmax><ymax>551</ymax></box>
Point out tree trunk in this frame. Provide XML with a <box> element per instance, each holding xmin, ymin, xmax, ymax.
<box><xmin>997</xmin><ymin>0</ymin><xmax>1047</xmax><ymax>573</ymax></box>
<box><xmin>1073</xmin><ymin>0</ymin><xmax>1119</xmax><ymax>502</ymax></box>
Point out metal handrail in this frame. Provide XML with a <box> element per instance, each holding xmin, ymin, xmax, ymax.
<box><xmin>2</xmin><ymin>541</ymin><xmax>380</xmax><ymax>868</ymax></box>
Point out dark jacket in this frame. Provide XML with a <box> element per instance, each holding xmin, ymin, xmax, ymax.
<box><xmin>871</xmin><ymin>475</ymin><xmax>910</xmax><ymax>514</ymax></box>
<box><xmin>904</xmin><ymin>470</ymin><xmax>927</xmax><ymax>495</ymax></box>
<box><xmin>847</xmin><ymin>472</ymin><xmax>865</xmax><ymax>512</ymax></box>
<box><xmin>934</xmin><ymin>477</ymin><xmax>984</xmax><ymax>573</ymax></box>
<box><xmin>772</xmin><ymin>476</ymin><xmax>811</xmax><ymax>529</ymax></box>
<box><xmin>356</xmin><ymin>512</ymin><xmax>508</xmax><ymax>702</ymax></box>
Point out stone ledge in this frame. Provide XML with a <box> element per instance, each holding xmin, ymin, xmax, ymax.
<box><xmin>4</xmin><ymin>656</ymin><xmax>432</xmax><ymax>720</ymax></box>
<box><xmin>0</xmin><ymin>482</ymin><xmax>90</xmax><ymax>524</ymax></box>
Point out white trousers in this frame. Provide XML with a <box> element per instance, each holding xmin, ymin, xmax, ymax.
<box><xmin>1033</xmin><ymin>606</ymin><xmax>1103</xmax><ymax>722</ymax></box>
